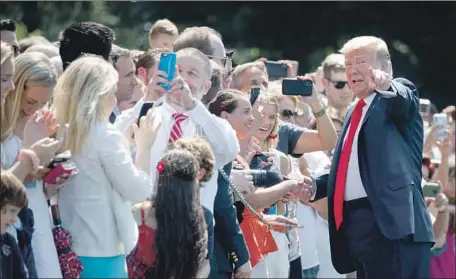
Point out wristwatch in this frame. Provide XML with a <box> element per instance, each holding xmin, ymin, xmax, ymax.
<box><xmin>313</xmin><ymin>106</ymin><xmax>327</xmax><ymax>118</ymax></box>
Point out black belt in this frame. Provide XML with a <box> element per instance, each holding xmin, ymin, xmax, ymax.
<box><xmin>344</xmin><ymin>197</ymin><xmax>371</xmax><ymax>211</ymax></box>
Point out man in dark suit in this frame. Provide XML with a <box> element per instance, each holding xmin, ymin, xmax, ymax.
<box><xmin>305</xmin><ymin>36</ymin><xmax>434</xmax><ymax>279</ymax></box>
<box><xmin>210</xmin><ymin>163</ymin><xmax>251</xmax><ymax>279</ymax></box>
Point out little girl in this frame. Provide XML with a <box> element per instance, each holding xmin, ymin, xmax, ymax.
<box><xmin>0</xmin><ymin>171</ymin><xmax>28</xmax><ymax>279</ymax></box>
<box><xmin>127</xmin><ymin>148</ymin><xmax>210</xmax><ymax>279</ymax></box>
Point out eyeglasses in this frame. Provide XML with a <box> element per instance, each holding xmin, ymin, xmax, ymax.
<box><xmin>281</xmin><ymin>109</ymin><xmax>298</xmax><ymax>120</ymax></box>
<box><xmin>207</xmin><ymin>49</ymin><xmax>234</xmax><ymax>68</ymax></box>
<box><xmin>329</xmin><ymin>79</ymin><xmax>350</xmax><ymax>89</ymax></box>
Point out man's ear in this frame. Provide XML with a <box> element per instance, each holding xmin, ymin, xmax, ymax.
<box><xmin>321</xmin><ymin>77</ymin><xmax>329</xmax><ymax>88</ymax></box>
<box><xmin>138</xmin><ymin>67</ymin><xmax>147</xmax><ymax>81</ymax></box>
<box><xmin>221</xmin><ymin>111</ymin><xmax>229</xmax><ymax>120</ymax></box>
<box><xmin>202</xmin><ymin>80</ymin><xmax>212</xmax><ymax>96</ymax></box>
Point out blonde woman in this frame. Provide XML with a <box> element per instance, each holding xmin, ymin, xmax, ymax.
<box><xmin>1</xmin><ymin>41</ymin><xmax>15</xmax><ymax>101</ymax></box>
<box><xmin>251</xmin><ymin>92</ymin><xmax>296</xmax><ymax>278</ymax></box>
<box><xmin>1</xmin><ymin>52</ymin><xmax>62</xmax><ymax>278</ymax></box>
<box><xmin>1</xmin><ymin>46</ymin><xmax>65</xmax><ymax>183</ymax></box>
<box><xmin>52</xmin><ymin>56</ymin><xmax>157</xmax><ymax>278</ymax></box>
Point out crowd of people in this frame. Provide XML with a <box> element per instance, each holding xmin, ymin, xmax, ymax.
<box><xmin>0</xmin><ymin>17</ymin><xmax>454</xmax><ymax>279</ymax></box>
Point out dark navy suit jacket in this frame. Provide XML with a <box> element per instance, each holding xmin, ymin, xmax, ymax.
<box><xmin>211</xmin><ymin>163</ymin><xmax>249</xmax><ymax>276</ymax></box>
<box><xmin>313</xmin><ymin>78</ymin><xmax>435</xmax><ymax>274</ymax></box>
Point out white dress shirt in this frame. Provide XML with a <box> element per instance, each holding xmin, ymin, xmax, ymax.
<box><xmin>143</xmin><ymin>99</ymin><xmax>239</xmax><ymax>217</ymax></box>
<box><xmin>58</xmin><ymin>122</ymin><xmax>152</xmax><ymax>257</ymax></box>
<box><xmin>344</xmin><ymin>93</ymin><xmax>376</xmax><ymax>201</ymax></box>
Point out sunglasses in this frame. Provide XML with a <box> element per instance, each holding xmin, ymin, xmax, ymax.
<box><xmin>329</xmin><ymin>79</ymin><xmax>350</xmax><ymax>89</ymax></box>
<box><xmin>281</xmin><ymin>109</ymin><xmax>298</xmax><ymax>120</ymax></box>
<box><xmin>109</xmin><ymin>53</ymin><xmax>120</xmax><ymax>66</ymax></box>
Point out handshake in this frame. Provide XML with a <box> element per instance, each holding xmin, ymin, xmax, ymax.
<box><xmin>231</xmin><ymin>169</ymin><xmax>315</xmax><ymax>202</ymax></box>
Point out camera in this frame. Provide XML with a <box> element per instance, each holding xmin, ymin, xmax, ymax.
<box><xmin>250</xmin><ymin>169</ymin><xmax>285</xmax><ymax>188</ymax></box>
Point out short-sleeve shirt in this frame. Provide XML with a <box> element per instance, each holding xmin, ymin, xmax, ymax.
<box><xmin>277</xmin><ymin>122</ymin><xmax>305</xmax><ymax>157</ymax></box>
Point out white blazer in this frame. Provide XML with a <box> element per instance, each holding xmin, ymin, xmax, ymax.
<box><xmin>57</xmin><ymin>122</ymin><xmax>152</xmax><ymax>257</ymax></box>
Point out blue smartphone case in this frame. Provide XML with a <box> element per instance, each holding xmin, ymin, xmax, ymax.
<box><xmin>158</xmin><ymin>52</ymin><xmax>176</xmax><ymax>90</ymax></box>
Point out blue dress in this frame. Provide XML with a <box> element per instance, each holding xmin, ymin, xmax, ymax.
<box><xmin>78</xmin><ymin>255</ymin><xmax>127</xmax><ymax>278</ymax></box>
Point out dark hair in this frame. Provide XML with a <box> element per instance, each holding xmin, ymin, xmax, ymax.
<box><xmin>173</xmin><ymin>26</ymin><xmax>216</xmax><ymax>56</ymax></box>
<box><xmin>422</xmin><ymin>156</ymin><xmax>435</xmax><ymax>180</ymax></box>
<box><xmin>167</xmin><ymin>137</ymin><xmax>215</xmax><ymax>183</ymax></box>
<box><xmin>59</xmin><ymin>21</ymin><xmax>115</xmax><ymax>70</ymax></box>
<box><xmin>208</xmin><ymin>89</ymin><xmax>245</xmax><ymax>117</ymax></box>
<box><xmin>135</xmin><ymin>47</ymin><xmax>171</xmax><ymax>74</ymax></box>
<box><xmin>0</xmin><ymin>19</ymin><xmax>16</xmax><ymax>32</ymax></box>
<box><xmin>149</xmin><ymin>149</ymin><xmax>208</xmax><ymax>279</ymax></box>
<box><xmin>0</xmin><ymin>171</ymin><xmax>28</xmax><ymax>210</ymax></box>
<box><xmin>202</xmin><ymin>63</ymin><xmax>222</xmax><ymax>105</ymax></box>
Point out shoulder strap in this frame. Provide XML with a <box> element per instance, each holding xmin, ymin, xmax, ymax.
<box><xmin>140</xmin><ymin>207</ymin><xmax>146</xmax><ymax>225</ymax></box>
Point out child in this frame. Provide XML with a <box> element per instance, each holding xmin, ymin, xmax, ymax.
<box><xmin>128</xmin><ymin>148</ymin><xmax>211</xmax><ymax>279</ymax></box>
<box><xmin>0</xmin><ymin>170</ymin><xmax>28</xmax><ymax>279</ymax></box>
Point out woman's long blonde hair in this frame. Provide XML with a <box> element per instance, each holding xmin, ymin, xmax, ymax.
<box><xmin>52</xmin><ymin>56</ymin><xmax>118</xmax><ymax>154</ymax></box>
<box><xmin>259</xmin><ymin>89</ymin><xmax>280</xmax><ymax>150</ymax></box>
<box><xmin>1</xmin><ymin>52</ymin><xmax>57</xmax><ymax>143</ymax></box>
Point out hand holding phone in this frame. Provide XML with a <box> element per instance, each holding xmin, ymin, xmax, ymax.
<box><xmin>423</xmin><ymin>182</ymin><xmax>440</xmax><ymax>198</ymax></box>
<box><xmin>433</xmin><ymin>113</ymin><xmax>448</xmax><ymax>141</ymax></box>
<box><xmin>282</xmin><ymin>78</ymin><xmax>313</xmax><ymax>96</ymax></box>
<box><xmin>158</xmin><ymin>52</ymin><xmax>177</xmax><ymax>91</ymax></box>
<box><xmin>137</xmin><ymin>102</ymin><xmax>155</xmax><ymax>127</ymax></box>
<box><xmin>265</xmin><ymin>61</ymin><xmax>288</xmax><ymax>80</ymax></box>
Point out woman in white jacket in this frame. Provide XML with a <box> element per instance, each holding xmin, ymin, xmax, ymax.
<box><xmin>52</xmin><ymin>56</ymin><xmax>158</xmax><ymax>278</ymax></box>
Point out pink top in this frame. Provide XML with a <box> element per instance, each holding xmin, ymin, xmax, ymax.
<box><xmin>429</xmin><ymin>231</ymin><xmax>455</xmax><ymax>279</ymax></box>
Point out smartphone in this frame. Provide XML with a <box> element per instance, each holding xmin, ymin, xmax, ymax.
<box><xmin>423</xmin><ymin>182</ymin><xmax>440</xmax><ymax>198</ymax></box>
<box><xmin>158</xmin><ymin>52</ymin><xmax>177</xmax><ymax>90</ymax></box>
<box><xmin>282</xmin><ymin>78</ymin><xmax>313</xmax><ymax>96</ymax></box>
<box><xmin>420</xmin><ymin>99</ymin><xmax>431</xmax><ymax>126</ymax></box>
<box><xmin>137</xmin><ymin>102</ymin><xmax>155</xmax><ymax>127</ymax></box>
<box><xmin>265</xmin><ymin>61</ymin><xmax>288</xmax><ymax>80</ymax></box>
<box><xmin>250</xmin><ymin>86</ymin><xmax>261</xmax><ymax>106</ymax></box>
<box><xmin>433</xmin><ymin>113</ymin><xmax>448</xmax><ymax>141</ymax></box>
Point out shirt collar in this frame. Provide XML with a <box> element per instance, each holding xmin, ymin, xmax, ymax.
<box><xmin>363</xmin><ymin>92</ymin><xmax>376</xmax><ymax>107</ymax></box>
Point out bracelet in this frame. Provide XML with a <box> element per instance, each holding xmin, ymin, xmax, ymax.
<box><xmin>313</xmin><ymin>106</ymin><xmax>327</xmax><ymax>118</ymax></box>
<box><xmin>19</xmin><ymin>149</ymin><xmax>40</xmax><ymax>172</ymax></box>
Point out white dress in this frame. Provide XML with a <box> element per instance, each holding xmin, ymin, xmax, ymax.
<box><xmin>1</xmin><ymin>135</ymin><xmax>63</xmax><ymax>278</ymax></box>
<box><xmin>262</xmin><ymin>149</ymin><xmax>290</xmax><ymax>278</ymax></box>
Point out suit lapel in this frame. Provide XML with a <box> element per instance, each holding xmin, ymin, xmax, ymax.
<box><xmin>361</xmin><ymin>94</ymin><xmax>381</xmax><ymax>126</ymax></box>
<box><xmin>328</xmin><ymin>107</ymin><xmax>354</xmax><ymax>190</ymax></box>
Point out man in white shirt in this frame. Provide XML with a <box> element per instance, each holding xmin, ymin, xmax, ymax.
<box><xmin>119</xmin><ymin>47</ymin><xmax>239</xmax><ymax>216</ymax></box>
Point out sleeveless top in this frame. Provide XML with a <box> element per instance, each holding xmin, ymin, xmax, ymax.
<box><xmin>126</xmin><ymin>208</ymin><xmax>156</xmax><ymax>279</ymax></box>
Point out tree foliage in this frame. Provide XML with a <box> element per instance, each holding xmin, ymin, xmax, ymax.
<box><xmin>1</xmin><ymin>1</ymin><xmax>455</xmax><ymax>108</ymax></box>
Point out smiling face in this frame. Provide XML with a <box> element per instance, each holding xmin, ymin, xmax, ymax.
<box><xmin>20</xmin><ymin>85</ymin><xmax>53</xmax><ymax>118</ymax></box>
<box><xmin>222</xmin><ymin>96</ymin><xmax>254</xmax><ymax>140</ymax></box>
<box><xmin>344</xmin><ymin>48</ymin><xmax>376</xmax><ymax>99</ymax></box>
<box><xmin>254</xmin><ymin>103</ymin><xmax>278</xmax><ymax>142</ymax></box>
<box><xmin>325</xmin><ymin>70</ymin><xmax>354</xmax><ymax>109</ymax></box>
<box><xmin>177</xmin><ymin>54</ymin><xmax>210</xmax><ymax>100</ymax></box>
